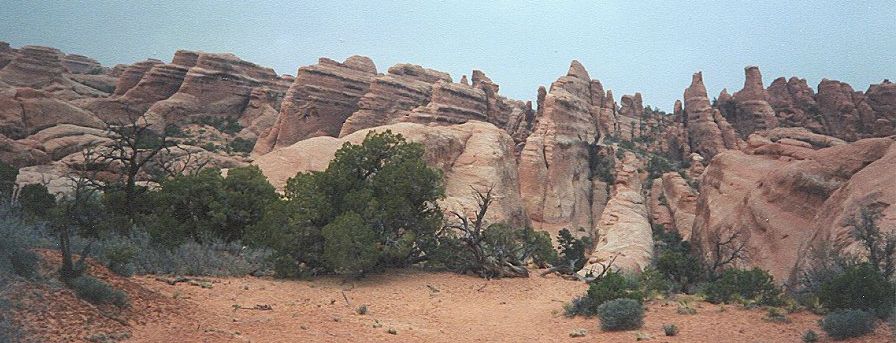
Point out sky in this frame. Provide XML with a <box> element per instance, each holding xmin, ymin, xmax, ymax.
<box><xmin>2</xmin><ymin>1</ymin><xmax>894</xmax><ymax>111</ymax></box>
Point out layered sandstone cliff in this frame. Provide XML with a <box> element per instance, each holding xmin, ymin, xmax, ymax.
<box><xmin>145</xmin><ymin>52</ymin><xmax>285</xmax><ymax>127</ymax></box>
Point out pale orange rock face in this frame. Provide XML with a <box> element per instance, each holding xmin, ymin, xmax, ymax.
<box><xmin>692</xmin><ymin>132</ymin><xmax>894</xmax><ymax>282</ymax></box>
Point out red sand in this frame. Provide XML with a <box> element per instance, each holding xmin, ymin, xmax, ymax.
<box><xmin>11</xmin><ymin>253</ymin><xmax>894</xmax><ymax>342</ymax></box>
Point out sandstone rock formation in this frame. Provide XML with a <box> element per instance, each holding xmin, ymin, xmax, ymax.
<box><xmin>580</xmin><ymin>150</ymin><xmax>652</xmax><ymax>274</ymax></box>
<box><xmin>80</xmin><ymin>59</ymin><xmax>191</xmax><ymax>123</ymax></box>
<box><xmin>61</xmin><ymin>54</ymin><xmax>103</xmax><ymax>74</ymax></box>
<box><xmin>238</xmin><ymin>87</ymin><xmax>283</xmax><ymax>139</ymax></box>
<box><xmin>683</xmin><ymin>72</ymin><xmax>741</xmax><ymax>159</ymax></box>
<box><xmin>0</xmin><ymin>135</ymin><xmax>49</xmax><ymax>168</ymax></box>
<box><xmin>0</xmin><ymin>87</ymin><xmax>105</xmax><ymax>139</ymax></box>
<box><xmin>338</xmin><ymin>63</ymin><xmax>450</xmax><ymax>137</ymax></box>
<box><xmin>718</xmin><ymin>66</ymin><xmax>779</xmax><ymax>138</ymax></box>
<box><xmin>0</xmin><ymin>45</ymin><xmax>65</xmax><ymax>88</ymax></box>
<box><xmin>767</xmin><ymin>77</ymin><xmax>824</xmax><ymax>132</ymax></box>
<box><xmin>763</xmin><ymin>76</ymin><xmax>893</xmax><ymax>141</ymax></box>
<box><xmin>254</xmin><ymin>121</ymin><xmax>528</xmax><ymax>227</ymax></box>
<box><xmin>798</xmin><ymin>139</ymin><xmax>896</xmax><ymax>278</ymax></box>
<box><xmin>25</xmin><ymin>124</ymin><xmax>110</xmax><ymax>160</ymax></box>
<box><xmin>253</xmin><ymin>56</ymin><xmax>377</xmax><ymax>153</ymax></box>
<box><xmin>691</xmin><ymin>132</ymin><xmax>894</xmax><ymax>281</ymax></box>
<box><xmin>659</xmin><ymin>172</ymin><xmax>698</xmax><ymax>240</ymax></box>
<box><xmin>67</xmin><ymin>73</ymin><xmax>117</xmax><ymax>94</ymax></box>
<box><xmin>614</xmin><ymin>93</ymin><xmax>643</xmax><ymax>141</ymax></box>
<box><xmin>258</xmin><ymin>60</ymin><xmax>535</xmax><ymax>156</ymax></box>
<box><xmin>519</xmin><ymin>61</ymin><xmax>602</xmax><ymax>238</ymax></box>
<box><xmin>0</xmin><ymin>42</ymin><xmax>16</xmax><ymax>69</ymax></box>
<box><xmin>145</xmin><ymin>52</ymin><xmax>284</xmax><ymax>127</ymax></box>
<box><xmin>112</xmin><ymin>59</ymin><xmax>164</xmax><ymax>96</ymax></box>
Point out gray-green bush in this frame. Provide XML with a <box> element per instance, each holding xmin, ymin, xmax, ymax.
<box><xmin>597</xmin><ymin>298</ymin><xmax>644</xmax><ymax>331</ymax></box>
<box><xmin>68</xmin><ymin>275</ymin><xmax>129</xmax><ymax>308</ymax></box>
<box><xmin>820</xmin><ymin>309</ymin><xmax>876</xmax><ymax>340</ymax></box>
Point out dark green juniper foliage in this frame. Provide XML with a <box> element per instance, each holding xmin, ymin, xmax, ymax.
<box><xmin>150</xmin><ymin>165</ymin><xmax>277</xmax><ymax>246</ymax></box>
<box><xmin>554</xmin><ymin>228</ymin><xmax>592</xmax><ymax>271</ymax></box>
<box><xmin>0</xmin><ymin>161</ymin><xmax>17</xmax><ymax>203</ymax></box>
<box><xmin>797</xmin><ymin>207</ymin><xmax>896</xmax><ymax>318</ymax></box>
<box><xmin>704</xmin><ymin>268</ymin><xmax>782</xmax><ymax>306</ymax></box>
<box><xmin>252</xmin><ymin>131</ymin><xmax>444</xmax><ymax>277</ymax></box>
<box><xmin>228</xmin><ymin>137</ymin><xmax>256</xmax><ymax>154</ymax></box>
<box><xmin>588</xmin><ymin>143</ymin><xmax>616</xmax><ymax>184</ymax></box>
<box><xmin>565</xmin><ymin>264</ymin><xmax>644</xmax><ymax>317</ymax></box>
<box><xmin>652</xmin><ymin>226</ymin><xmax>702</xmax><ymax>292</ymax></box>
<box><xmin>818</xmin><ymin>263</ymin><xmax>894</xmax><ymax>318</ymax></box>
<box><xmin>17</xmin><ymin>183</ymin><xmax>56</xmax><ymax>219</ymax></box>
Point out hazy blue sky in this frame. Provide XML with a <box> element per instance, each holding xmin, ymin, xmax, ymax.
<box><xmin>2</xmin><ymin>1</ymin><xmax>893</xmax><ymax>110</ymax></box>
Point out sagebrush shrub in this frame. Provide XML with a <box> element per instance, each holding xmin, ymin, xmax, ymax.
<box><xmin>597</xmin><ymin>298</ymin><xmax>644</xmax><ymax>331</ymax></box>
<box><xmin>68</xmin><ymin>276</ymin><xmax>129</xmax><ymax>308</ymax></box>
<box><xmin>663</xmin><ymin>323</ymin><xmax>679</xmax><ymax>336</ymax></box>
<box><xmin>818</xmin><ymin>263</ymin><xmax>895</xmax><ymax>318</ymax></box>
<box><xmin>820</xmin><ymin>309</ymin><xmax>876</xmax><ymax>340</ymax></box>
<box><xmin>564</xmin><ymin>295</ymin><xmax>597</xmax><ymax>317</ymax></box>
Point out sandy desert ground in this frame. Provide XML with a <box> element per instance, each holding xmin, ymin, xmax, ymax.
<box><xmin>10</xmin><ymin>253</ymin><xmax>893</xmax><ymax>343</ymax></box>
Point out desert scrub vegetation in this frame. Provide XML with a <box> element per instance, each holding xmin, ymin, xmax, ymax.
<box><xmin>703</xmin><ymin>268</ymin><xmax>782</xmax><ymax>306</ymax></box>
<box><xmin>541</xmin><ymin>228</ymin><xmax>593</xmax><ymax>277</ymax></box>
<box><xmin>149</xmin><ymin>165</ymin><xmax>278</xmax><ymax>246</ymax></box>
<box><xmin>596</xmin><ymin>298</ymin><xmax>644</xmax><ymax>331</ymax></box>
<box><xmin>652</xmin><ymin>225</ymin><xmax>702</xmax><ymax>293</ymax></box>
<box><xmin>801</xmin><ymin>329</ymin><xmax>819</xmax><ymax>342</ymax></box>
<box><xmin>249</xmin><ymin>131</ymin><xmax>446</xmax><ymax>277</ymax></box>
<box><xmin>435</xmin><ymin>187</ymin><xmax>556</xmax><ymax>278</ymax></box>
<box><xmin>68</xmin><ymin>275</ymin><xmax>129</xmax><ymax>308</ymax></box>
<box><xmin>663</xmin><ymin>323</ymin><xmax>679</xmax><ymax>336</ymax></box>
<box><xmin>795</xmin><ymin>207</ymin><xmax>895</xmax><ymax>323</ymax></box>
<box><xmin>820</xmin><ymin>309</ymin><xmax>877</xmax><ymax>340</ymax></box>
<box><xmin>816</xmin><ymin>263</ymin><xmax>894</xmax><ymax>318</ymax></box>
<box><xmin>564</xmin><ymin>265</ymin><xmax>644</xmax><ymax>317</ymax></box>
<box><xmin>4</xmin><ymin>129</ymin><xmax>571</xmax><ymax>281</ymax></box>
